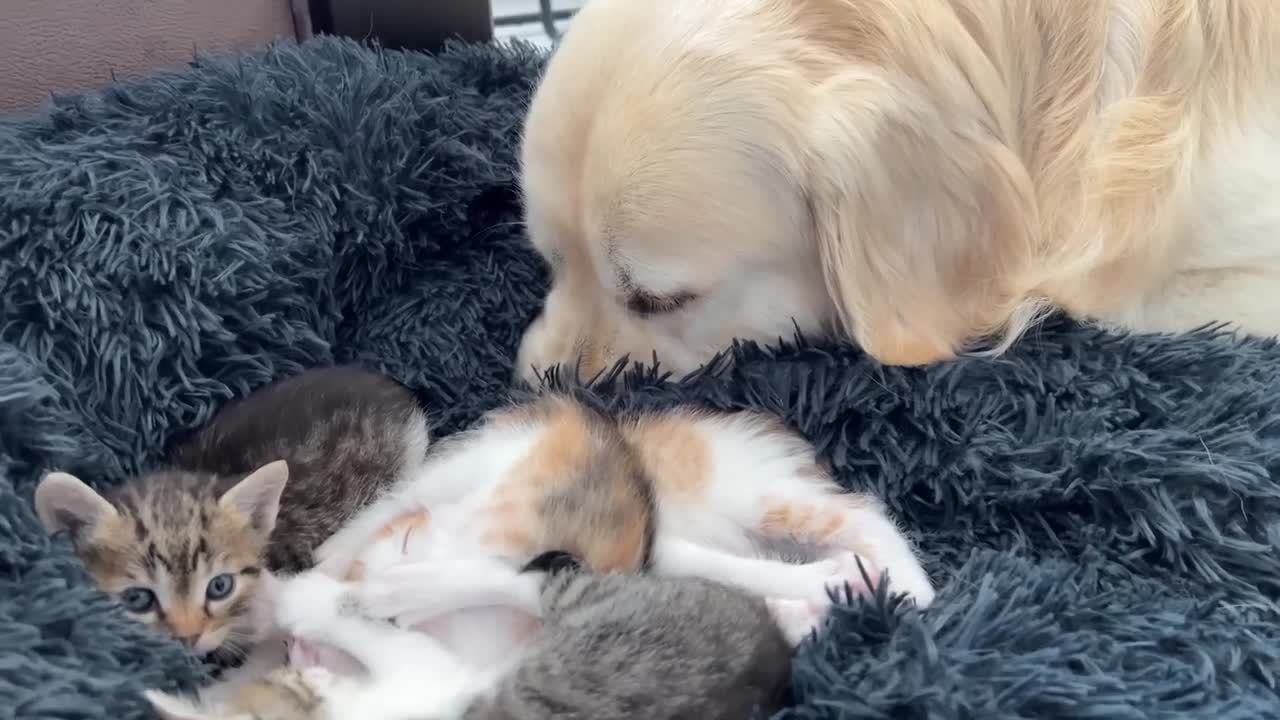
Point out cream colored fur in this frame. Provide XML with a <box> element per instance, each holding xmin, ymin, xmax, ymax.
<box><xmin>516</xmin><ymin>0</ymin><xmax>1280</xmax><ymax>378</ymax></box>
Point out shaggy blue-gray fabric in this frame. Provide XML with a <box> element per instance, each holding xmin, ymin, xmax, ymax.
<box><xmin>1</xmin><ymin>37</ymin><xmax>1278</xmax><ymax>719</ymax></box>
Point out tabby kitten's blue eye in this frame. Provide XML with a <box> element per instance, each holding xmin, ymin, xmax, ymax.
<box><xmin>120</xmin><ymin>587</ymin><xmax>156</xmax><ymax>613</ymax></box>
<box><xmin>205</xmin><ymin>574</ymin><xmax>236</xmax><ymax>600</ymax></box>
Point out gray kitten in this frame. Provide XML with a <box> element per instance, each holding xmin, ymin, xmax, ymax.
<box><xmin>32</xmin><ymin>366</ymin><xmax>429</xmax><ymax>660</ymax></box>
<box><xmin>467</xmin><ymin>553</ymin><xmax>794</xmax><ymax>720</ymax></box>
<box><xmin>144</xmin><ymin>552</ymin><xmax>795</xmax><ymax>720</ymax></box>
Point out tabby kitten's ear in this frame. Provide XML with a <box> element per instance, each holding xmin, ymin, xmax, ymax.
<box><xmin>218</xmin><ymin>460</ymin><xmax>289</xmax><ymax>537</ymax></box>
<box><xmin>33</xmin><ymin>472</ymin><xmax>118</xmax><ymax>543</ymax></box>
<box><xmin>143</xmin><ymin>690</ymin><xmax>244</xmax><ymax>720</ymax></box>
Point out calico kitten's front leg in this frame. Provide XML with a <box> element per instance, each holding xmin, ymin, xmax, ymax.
<box><xmin>357</xmin><ymin>557</ymin><xmax>544</xmax><ymax>628</ymax></box>
<box><xmin>274</xmin><ymin>571</ymin><xmax>459</xmax><ymax>678</ymax></box>
<box><xmin>765</xmin><ymin>597</ymin><xmax>829</xmax><ymax>647</ymax></box>
<box><xmin>273</xmin><ymin>571</ymin><xmax>367</xmax><ymax>639</ymax></box>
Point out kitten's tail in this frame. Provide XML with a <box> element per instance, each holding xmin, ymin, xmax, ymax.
<box><xmin>520</xmin><ymin>550</ymin><xmax>584</xmax><ymax>576</ymax></box>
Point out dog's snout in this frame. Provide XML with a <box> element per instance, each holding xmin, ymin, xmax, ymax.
<box><xmin>513</xmin><ymin>348</ymin><xmax>552</xmax><ymax>387</ymax></box>
<box><xmin>515</xmin><ymin>311</ymin><xmax>585</xmax><ymax>386</ymax></box>
<box><xmin>515</xmin><ymin>300</ymin><xmax>630</xmax><ymax>387</ymax></box>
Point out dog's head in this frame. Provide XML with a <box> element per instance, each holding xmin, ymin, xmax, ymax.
<box><xmin>517</xmin><ymin>0</ymin><xmax>1041</xmax><ymax>383</ymax></box>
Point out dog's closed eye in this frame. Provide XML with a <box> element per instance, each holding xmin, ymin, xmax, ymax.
<box><xmin>625</xmin><ymin>290</ymin><xmax>698</xmax><ymax>317</ymax></box>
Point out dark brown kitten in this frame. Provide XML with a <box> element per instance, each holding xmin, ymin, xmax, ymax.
<box><xmin>32</xmin><ymin>366</ymin><xmax>428</xmax><ymax>660</ymax></box>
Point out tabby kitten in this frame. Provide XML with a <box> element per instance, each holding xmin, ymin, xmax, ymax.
<box><xmin>465</xmin><ymin>553</ymin><xmax>794</xmax><ymax>720</ymax></box>
<box><xmin>144</xmin><ymin>551</ymin><xmax>795</xmax><ymax>720</ymax></box>
<box><xmin>32</xmin><ymin>366</ymin><xmax>429</xmax><ymax>659</ymax></box>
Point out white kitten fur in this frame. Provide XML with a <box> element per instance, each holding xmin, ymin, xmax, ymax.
<box><xmin>275</xmin><ymin>571</ymin><xmax>489</xmax><ymax>719</ymax></box>
<box><xmin>356</xmin><ymin>557</ymin><xmax>829</xmax><ymax>649</ymax></box>
<box><xmin>148</xmin><ymin>551</ymin><xmax>826</xmax><ymax>719</ymax></box>
<box><xmin>148</xmin><ymin>570</ymin><xmax>491</xmax><ymax>720</ymax></box>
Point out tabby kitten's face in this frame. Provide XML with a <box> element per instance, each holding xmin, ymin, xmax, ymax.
<box><xmin>34</xmin><ymin>461</ymin><xmax>288</xmax><ymax>659</ymax></box>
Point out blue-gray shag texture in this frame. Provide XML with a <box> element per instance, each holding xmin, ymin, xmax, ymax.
<box><xmin>1</xmin><ymin>37</ymin><xmax>1278</xmax><ymax>720</ymax></box>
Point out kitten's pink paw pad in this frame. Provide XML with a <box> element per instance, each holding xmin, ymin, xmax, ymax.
<box><xmin>288</xmin><ymin>638</ymin><xmax>322</xmax><ymax>669</ymax></box>
<box><xmin>290</xmin><ymin>638</ymin><xmax>366</xmax><ymax>677</ymax></box>
<box><xmin>766</xmin><ymin>597</ymin><xmax>828</xmax><ymax>646</ymax></box>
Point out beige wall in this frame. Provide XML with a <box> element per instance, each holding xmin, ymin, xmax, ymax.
<box><xmin>0</xmin><ymin>0</ymin><xmax>297</xmax><ymax>114</ymax></box>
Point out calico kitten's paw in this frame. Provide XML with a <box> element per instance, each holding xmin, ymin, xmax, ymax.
<box><xmin>275</xmin><ymin>571</ymin><xmax>359</xmax><ymax>635</ymax></box>
<box><xmin>817</xmin><ymin>551</ymin><xmax>879</xmax><ymax>604</ymax></box>
<box><xmin>823</xmin><ymin>548</ymin><xmax>937</xmax><ymax>608</ymax></box>
<box><xmin>298</xmin><ymin>666</ymin><xmax>336</xmax><ymax>690</ymax></box>
<box><xmin>356</xmin><ymin>562</ymin><xmax>450</xmax><ymax>620</ymax></box>
<box><xmin>358</xmin><ymin>557</ymin><xmax>520</xmax><ymax>622</ymax></box>
<box><xmin>766</xmin><ymin>597</ymin><xmax>828</xmax><ymax>646</ymax></box>
<box><xmin>288</xmin><ymin>637</ymin><xmax>323</xmax><ymax>669</ymax></box>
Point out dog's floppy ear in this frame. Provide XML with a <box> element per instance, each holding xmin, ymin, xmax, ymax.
<box><xmin>805</xmin><ymin>69</ymin><xmax>1038</xmax><ymax>365</ymax></box>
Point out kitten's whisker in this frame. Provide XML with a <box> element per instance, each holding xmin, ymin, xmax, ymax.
<box><xmin>219</xmin><ymin>638</ymin><xmax>250</xmax><ymax>662</ymax></box>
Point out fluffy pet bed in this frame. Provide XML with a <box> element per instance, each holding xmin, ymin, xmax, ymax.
<box><xmin>1</xmin><ymin>37</ymin><xmax>1278</xmax><ymax>719</ymax></box>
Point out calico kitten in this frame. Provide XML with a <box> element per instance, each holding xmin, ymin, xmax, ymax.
<box><xmin>318</xmin><ymin>393</ymin><xmax>935</xmax><ymax>612</ymax></box>
<box><xmin>144</xmin><ymin>551</ymin><xmax>795</xmax><ymax>720</ymax></box>
<box><xmin>32</xmin><ymin>366</ymin><xmax>429</xmax><ymax>659</ymax></box>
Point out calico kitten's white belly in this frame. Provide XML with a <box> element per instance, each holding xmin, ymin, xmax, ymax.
<box><xmin>353</xmin><ymin>510</ymin><xmax>537</xmax><ymax>671</ymax></box>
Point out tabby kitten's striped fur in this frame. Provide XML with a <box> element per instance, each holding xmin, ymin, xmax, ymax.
<box><xmin>32</xmin><ymin>366</ymin><xmax>429</xmax><ymax>660</ymax></box>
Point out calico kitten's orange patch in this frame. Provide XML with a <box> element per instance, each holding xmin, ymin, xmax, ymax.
<box><xmin>509</xmin><ymin>400</ymin><xmax>594</xmax><ymax>490</ymax></box>
<box><xmin>348</xmin><ymin>510</ymin><xmax>432</xmax><ymax>580</ymax></box>
<box><xmin>487</xmin><ymin>397</ymin><xmax>654</xmax><ymax>571</ymax></box>
<box><xmin>375</xmin><ymin>510</ymin><xmax>430</xmax><ymax>547</ymax></box>
<box><xmin>479</xmin><ymin>526</ymin><xmax>537</xmax><ymax>554</ymax></box>
<box><xmin>623</xmin><ymin>413</ymin><xmax>710</xmax><ymax>498</ymax></box>
<box><xmin>759</xmin><ymin>495</ymin><xmax>877</xmax><ymax>545</ymax></box>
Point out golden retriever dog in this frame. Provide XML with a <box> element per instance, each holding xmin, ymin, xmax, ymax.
<box><xmin>515</xmin><ymin>0</ymin><xmax>1280</xmax><ymax>382</ymax></box>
